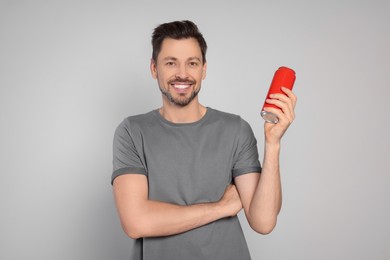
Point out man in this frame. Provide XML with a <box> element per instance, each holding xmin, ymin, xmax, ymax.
<box><xmin>112</xmin><ymin>20</ymin><xmax>296</xmax><ymax>260</ymax></box>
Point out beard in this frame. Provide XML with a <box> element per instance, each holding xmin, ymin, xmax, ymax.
<box><xmin>159</xmin><ymin>78</ymin><xmax>200</xmax><ymax>107</ymax></box>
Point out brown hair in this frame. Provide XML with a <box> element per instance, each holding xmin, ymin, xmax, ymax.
<box><xmin>151</xmin><ymin>20</ymin><xmax>207</xmax><ymax>63</ymax></box>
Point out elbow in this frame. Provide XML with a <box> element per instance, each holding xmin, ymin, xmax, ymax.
<box><xmin>249</xmin><ymin>217</ymin><xmax>277</xmax><ymax>235</ymax></box>
<box><xmin>121</xmin><ymin>220</ymin><xmax>146</xmax><ymax>240</ymax></box>
<box><xmin>124</xmin><ymin>227</ymin><xmax>142</xmax><ymax>240</ymax></box>
<box><xmin>252</xmin><ymin>224</ymin><xmax>276</xmax><ymax>235</ymax></box>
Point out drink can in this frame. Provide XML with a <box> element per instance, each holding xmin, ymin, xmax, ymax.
<box><xmin>261</xmin><ymin>66</ymin><xmax>296</xmax><ymax>123</ymax></box>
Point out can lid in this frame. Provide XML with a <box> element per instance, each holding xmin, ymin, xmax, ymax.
<box><xmin>278</xmin><ymin>66</ymin><xmax>296</xmax><ymax>75</ymax></box>
<box><xmin>261</xmin><ymin>110</ymin><xmax>279</xmax><ymax>124</ymax></box>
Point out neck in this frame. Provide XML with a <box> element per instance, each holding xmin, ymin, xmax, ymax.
<box><xmin>159</xmin><ymin>98</ymin><xmax>207</xmax><ymax>123</ymax></box>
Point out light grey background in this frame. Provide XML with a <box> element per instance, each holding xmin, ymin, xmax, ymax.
<box><xmin>1</xmin><ymin>0</ymin><xmax>389</xmax><ymax>259</ymax></box>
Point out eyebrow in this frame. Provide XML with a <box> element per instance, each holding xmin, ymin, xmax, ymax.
<box><xmin>162</xmin><ymin>56</ymin><xmax>177</xmax><ymax>61</ymax></box>
<box><xmin>188</xmin><ymin>57</ymin><xmax>202</xmax><ymax>62</ymax></box>
<box><xmin>162</xmin><ymin>56</ymin><xmax>202</xmax><ymax>62</ymax></box>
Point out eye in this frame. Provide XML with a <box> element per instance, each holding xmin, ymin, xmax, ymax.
<box><xmin>165</xmin><ymin>61</ymin><xmax>175</xmax><ymax>67</ymax></box>
<box><xmin>188</xmin><ymin>61</ymin><xmax>199</xmax><ymax>67</ymax></box>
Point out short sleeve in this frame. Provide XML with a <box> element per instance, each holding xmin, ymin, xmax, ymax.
<box><xmin>111</xmin><ymin>119</ymin><xmax>147</xmax><ymax>184</ymax></box>
<box><xmin>232</xmin><ymin>118</ymin><xmax>262</xmax><ymax>178</ymax></box>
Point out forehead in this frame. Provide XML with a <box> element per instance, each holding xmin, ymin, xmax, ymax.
<box><xmin>158</xmin><ymin>38</ymin><xmax>203</xmax><ymax>62</ymax></box>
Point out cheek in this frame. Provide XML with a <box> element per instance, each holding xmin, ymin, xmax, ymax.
<box><xmin>198</xmin><ymin>71</ymin><xmax>206</xmax><ymax>81</ymax></box>
<box><xmin>158</xmin><ymin>77</ymin><xmax>166</xmax><ymax>87</ymax></box>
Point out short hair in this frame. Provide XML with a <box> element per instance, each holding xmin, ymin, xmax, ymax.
<box><xmin>151</xmin><ymin>20</ymin><xmax>207</xmax><ymax>63</ymax></box>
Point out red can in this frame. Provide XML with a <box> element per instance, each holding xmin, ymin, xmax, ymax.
<box><xmin>261</xmin><ymin>66</ymin><xmax>296</xmax><ymax>123</ymax></box>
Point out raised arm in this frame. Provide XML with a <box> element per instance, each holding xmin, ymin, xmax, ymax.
<box><xmin>113</xmin><ymin>174</ymin><xmax>242</xmax><ymax>239</ymax></box>
<box><xmin>234</xmin><ymin>146</ymin><xmax>282</xmax><ymax>235</ymax></box>
<box><xmin>235</xmin><ymin>87</ymin><xmax>297</xmax><ymax>234</ymax></box>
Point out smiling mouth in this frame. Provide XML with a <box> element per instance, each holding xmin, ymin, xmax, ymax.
<box><xmin>171</xmin><ymin>83</ymin><xmax>192</xmax><ymax>89</ymax></box>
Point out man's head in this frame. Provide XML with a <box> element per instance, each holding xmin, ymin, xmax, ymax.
<box><xmin>150</xmin><ymin>20</ymin><xmax>208</xmax><ymax>107</ymax></box>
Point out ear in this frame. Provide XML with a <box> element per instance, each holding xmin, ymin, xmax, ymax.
<box><xmin>150</xmin><ymin>59</ymin><xmax>158</xmax><ymax>79</ymax></box>
<box><xmin>202</xmin><ymin>62</ymin><xmax>207</xmax><ymax>80</ymax></box>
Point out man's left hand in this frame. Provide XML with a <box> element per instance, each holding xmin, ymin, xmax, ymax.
<box><xmin>263</xmin><ymin>87</ymin><xmax>297</xmax><ymax>144</ymax></box>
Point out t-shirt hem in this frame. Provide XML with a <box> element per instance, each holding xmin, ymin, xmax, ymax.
<box><xmin>111</xmin><ymin>167</ymin><xmax>147</xmax><ymax>185</ymax></box>
<box><xmin>232</xmin><ymin>167</ymin><xmax>262</xmax><ymax>178</ymax></box>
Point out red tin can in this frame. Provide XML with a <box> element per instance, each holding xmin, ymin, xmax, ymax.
<box><xmin>261</xmin><ymin>66</ymin><xmax>296</xmax><ymax>123</ymax></box>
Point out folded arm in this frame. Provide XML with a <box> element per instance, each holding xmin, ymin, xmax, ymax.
<box><xmin>113</xmin><ymin>174</ymin><xmax>242</xmax><ymax>239</ymax></box>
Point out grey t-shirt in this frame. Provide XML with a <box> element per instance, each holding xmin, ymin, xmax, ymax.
<box><xmin>112</xmin><ymin>107</ymin><xmax>262</xmax><ymax>260</ymax></box>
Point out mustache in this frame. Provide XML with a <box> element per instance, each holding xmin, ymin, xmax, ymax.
<box><xmin>168</xmin><ymin>77</ymin><xmax>196</xmax><ymax>85</ymax></box>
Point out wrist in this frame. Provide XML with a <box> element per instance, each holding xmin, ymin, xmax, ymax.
<box><xmin>265</xmin><ymin>139</ymin><xmax>281</xmax><ymax>149</ymax></box>
<box><xmin>264</xmin><ymin>141</ymin><xmax>281</xmax><ymax>160</ymax></box>
<box><xmin>215</xmin><ymin>198</ymin><xmax>230</xmax><ymax>217</ymax></box>
<box><xmin>209</xmin><ymin>201</ymin><xmax>228</xmax><ymax>220</ymax></box>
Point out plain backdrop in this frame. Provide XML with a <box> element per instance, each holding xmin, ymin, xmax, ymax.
<box><xmin>1</xmin><ymin>0</ymin><xmax>389</xmax><ymax>259</ymax></box>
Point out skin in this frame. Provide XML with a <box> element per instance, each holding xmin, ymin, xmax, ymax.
<box><xmin>113</xmin><ymin>37</ymin><xmax>297</xmax><ymax>239</ymax></box>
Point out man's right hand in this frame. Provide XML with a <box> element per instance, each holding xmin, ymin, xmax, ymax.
<box><xmin>218</xmin><ymin>184</ymin><xmax>243</xmax><ymax>217</ymax></box>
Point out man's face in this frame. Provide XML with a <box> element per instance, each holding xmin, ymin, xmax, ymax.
<box><xmin>151</xmin><ymin>38</ymin><xmax>207</xmax><ymax>107</ymax></box>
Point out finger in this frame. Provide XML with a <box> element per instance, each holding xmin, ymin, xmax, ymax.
<box><xmin>265</xmin><ymin>98</ymin><xmax>294</xmax><ymax>121</ymax></box>
<box><xmin>270</xmin><ymin>89</ymin><xmax>295</xmax><ymax>110</ymax></box>
<box><xmin>263</xmin><ymin>106</ymin><xmax>292</xmax><ymax>126</ymax></box>
<box><xmin>268</xmin><ymin>94</ymin><xmax>294</xmax><ymax>119</ymax></box>
<box><xmin>271</xmin><ymin>90</ymin><xmax>295</xmax><ymax>112</ymax></box>
<box><xmin>263</xmin><ymin>109</ymin><xmax>290</xmax><ymax>130</ymax></box>
<box><xmin>281</xmin><ymin>87</ymin><xmax>298</xmax><ymax>108</ymax></box>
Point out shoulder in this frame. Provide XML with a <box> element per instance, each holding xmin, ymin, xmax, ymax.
<box><xmin>208</xmin><ymin>108</ymin><xmax>250</xmax><ymax>128</ymax></box>
<box><xmin>114</xmin><ymin>110</ymin><xmax>157</xmax><ymax>138</ymax></box>
<box><xmin>117</xmin><ymin>110</ymin><xmax>156</xmax><ymax>129</ymax></box>
<box><xmin>208</xmin><ymin>108</ymin><xmax>256</xmax><ymax>142</ymax></box>
<box><xmin>208</xmin><ymin>107</ymin><xmax>241</xmax><ymax>122</ymax></box>
<box><xmin>121</xmin><ymin>110</ymin><xmax>156</xmax><ymax>126</ymax></box>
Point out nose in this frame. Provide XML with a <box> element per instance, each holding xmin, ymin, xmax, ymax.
<box><xmin>175</xmin><ymin>64</ymin><xmax>188</xmax><ymax>79</ymax></box>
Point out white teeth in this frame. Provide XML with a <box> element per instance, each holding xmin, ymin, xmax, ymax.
<box><xmin>173</xmin><ymin>84</ymin><xmax>190</xmax><ymax>89</ymax></box>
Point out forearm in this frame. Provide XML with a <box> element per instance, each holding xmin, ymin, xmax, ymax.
<box><xmin>126</xmin><ymin>199</ymin><xmax>225</xmax><ymax>239</ymax></box>
<box><xmin>248</xmin><ymin>142</ymin><xmax>282</xmax><ymax>233</ymax></box>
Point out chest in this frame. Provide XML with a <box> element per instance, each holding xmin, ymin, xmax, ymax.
<box><xmin>143</xmin><ymin>127</ymin><xmax>238</xmax><ymax>205</ymax></box>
